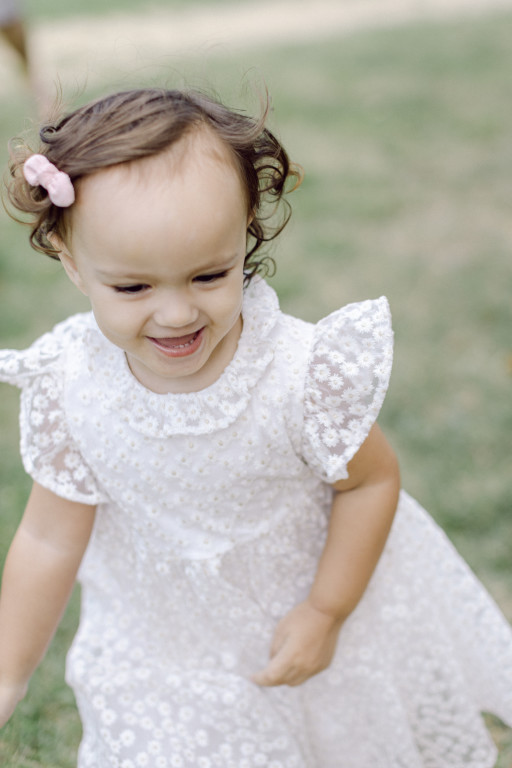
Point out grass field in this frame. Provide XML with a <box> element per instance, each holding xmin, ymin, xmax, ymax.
<box><xmin>1</xmin><ymin>3</ymin><xmax>512</xmax><ymax>765</ymax></box>
<box><xmin>23</xmin><ymin>0</ymin><xmax>236</xmax><ymax>19</ymax></box>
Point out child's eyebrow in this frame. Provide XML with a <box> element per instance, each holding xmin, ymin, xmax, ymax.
<box><xmin>95</xmin><ymin>268</ymin><xmax>149</xmax><ymax>280</ymax></box>
<box><xmin>94</xmin><ymin>253</ymin><xmax>242</xmax><ymax>281</ymax></box>
<box><xmin>191</xmin><ymin>252</ymin><xmax>243</xmax><ymax>272</ymax></box>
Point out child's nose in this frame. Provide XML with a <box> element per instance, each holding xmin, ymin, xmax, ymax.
<box><xmin>153</xmin><ymin>290</ymin><xmax>199</xmax><ymax>329</ymax></box>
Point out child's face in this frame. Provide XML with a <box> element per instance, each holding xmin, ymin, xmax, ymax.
<box><xmin>59</xmin><ymin>131</ymin><xmax>250</xmax><ymax>394</ymax></box>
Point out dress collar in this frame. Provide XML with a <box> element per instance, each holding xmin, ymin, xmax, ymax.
<box><xmin>84</xmin><ymin>277</ymin><xmax>280</xmax><ymax>436</ymax></box>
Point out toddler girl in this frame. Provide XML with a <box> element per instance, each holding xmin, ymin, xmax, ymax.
<box><xmin>0</xmin><ymin>88</ymin><xmax>511</xmax><ymax>768</ymax></box>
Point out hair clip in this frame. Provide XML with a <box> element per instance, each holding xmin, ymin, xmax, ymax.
<box><xmin>23</xmin><ymin>154</ymin><xmax>75</xmax><ymax>207</ymax></box>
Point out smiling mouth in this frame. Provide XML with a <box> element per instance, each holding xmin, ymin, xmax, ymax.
<box><xmin>148</xmin><ymin>329</ymin><xmax>204</xmax><ymax>358</ymax></box>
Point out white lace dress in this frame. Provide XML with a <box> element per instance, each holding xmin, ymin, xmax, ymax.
<box><xmin>1</xmin><ymin>278</ymin><xmax>511</xmax><ymax>768</ymax></box>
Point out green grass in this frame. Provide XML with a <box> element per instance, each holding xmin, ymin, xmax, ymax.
<box><xmin>24</xmin><ymin>0</ymin><xmax>238</xmax><ymax>20</ymax></box>
<box><xmin>1</xmin><ymin>6</ymin><xmax>512</xmax><ymax>765</ymax></box>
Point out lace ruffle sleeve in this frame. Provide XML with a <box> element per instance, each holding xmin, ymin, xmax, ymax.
<box><xmin>302</xmin><ymin>297</ymin><xmax>393</xmax><ymax>484</ymax></box>
<box><xmin>0</xmin><ymin>317</ymin><xmax>107</xmax><ymax>505</ymax></box>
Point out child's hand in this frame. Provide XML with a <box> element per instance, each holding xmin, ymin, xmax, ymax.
<box><xmin>251</xmin><ymin>600</ymin><xmax>343</xmax><ymax>687</ymax></box>
<box><xmin>0</xmin><ymin>680</ymin><xmax>27</xmax><ymax>728</ymax></box>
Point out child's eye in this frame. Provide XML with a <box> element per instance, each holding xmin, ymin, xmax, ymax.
<box><xmin>113</xmin><ymin>284</ymin><xmax>149</xmax><ymax>294</ymax></box>
<box><xmin>193</xmin><ymin>271</ymin><xmax>228</xmax><ymax>284</ymax></box>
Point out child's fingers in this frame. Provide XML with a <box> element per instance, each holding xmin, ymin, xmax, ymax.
<box><xmin>251</xmin><ymin>656</ymin><xmax>293</xmax><ymax>687</ymax></box>
<box><xmin>252</xmin><ymin>601</ymin><xmax>343</xmax><ymax>687</ymax></box>
<box><xmin>251</xmin><ymin>645</ymin><xmax>309</xmax><ymax>687</ymax></box>
<box><xmin>251</xmin><ymin>626</ymin><xmax>289</xmax><ymax>686</ymax></box>
<box><xmin>252</xmin><ymin>661</ymin><xmax>310</xmax><ymax>687</ymax></box>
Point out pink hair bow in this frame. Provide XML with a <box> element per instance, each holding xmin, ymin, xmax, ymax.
<box><xmin>23</xmin><ymin>154</ymin><xmax>75</xmax><ymax>207</ymax></box>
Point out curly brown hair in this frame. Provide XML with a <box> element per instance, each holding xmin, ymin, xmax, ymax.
<box><xmin>6</xmin><ymin>88</ymin><xmax>302</xmax><ymax>282</ymax></box>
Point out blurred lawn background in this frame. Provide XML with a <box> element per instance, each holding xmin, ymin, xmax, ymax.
<box><xmin>22</xmin><ymin>0</ymin><xmax>235</xmax><ymax>16</ymax></box>
<box><xmin>1</xmin><ymin>1</ymin><xmax>512</xmax><ymax>764</ymax></box>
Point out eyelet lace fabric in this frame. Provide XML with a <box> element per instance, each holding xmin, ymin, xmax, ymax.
<box><xmin>302</xmin><ymin>296</ymin><xmax>393</xmax><ymax>483</ymax></box>
<box><xmin>0</xmin><ymin>313</ymin><xmax>107</xmax><ymax>504</ymax></box>
<box><xmin>1</xmin><ymin>278</ymin><xmax>511</xmax><ymax>768</ymax></box>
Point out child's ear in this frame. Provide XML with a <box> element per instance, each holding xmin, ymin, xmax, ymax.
<box><xmin>47</xmin><ymin>234</ymin><xmax>88</xmax><ymax>296</ymax></box>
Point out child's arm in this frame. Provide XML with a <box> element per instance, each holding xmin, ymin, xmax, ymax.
<box><xmin>252</xmin><ymin>423</ymin><xmax>400</xmax><ymax>687</ymax></box>
<box><xmin>0</xmin><ymin>482</ymin><xmax>96</xmax><ymax>726</ymax></box>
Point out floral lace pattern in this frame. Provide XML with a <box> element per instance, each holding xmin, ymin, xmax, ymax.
<box><xmin>302</xmin><ymin>297</ymin><xmax>393</xmax><ymax>482</ymax></box>
<box><xmin>0</xmin><ymin>315</ymin><xmax>107</xmax><ymax>504</ymax></box>
<box><xmin>1</xmin><ymin>280</ymin><xmax>511</xmax><ymax>767</ymax></box>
